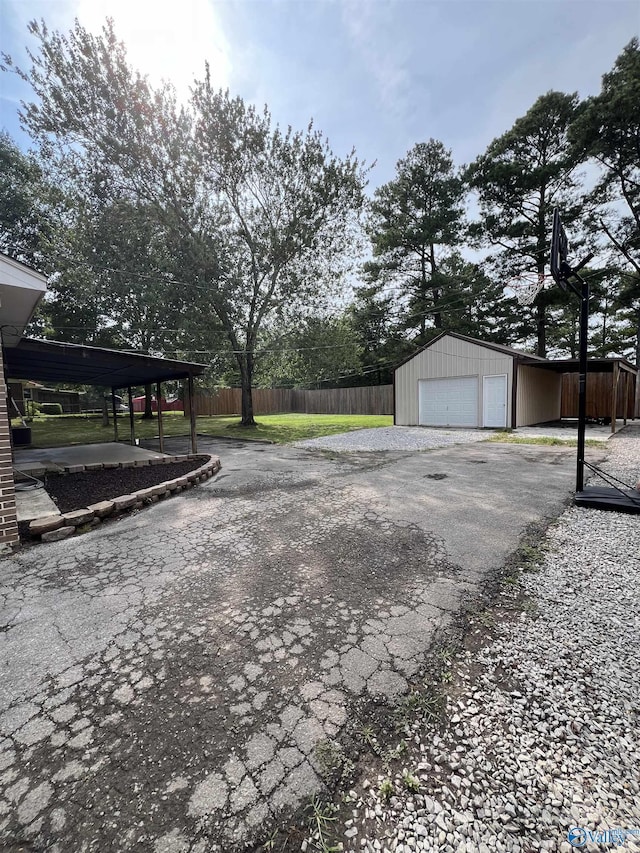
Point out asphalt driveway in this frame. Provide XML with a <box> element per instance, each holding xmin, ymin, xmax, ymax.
<box><xmin>0</xmin><ymin>438</ymin><xmax>581</xmax><ymax>852</ymax></box>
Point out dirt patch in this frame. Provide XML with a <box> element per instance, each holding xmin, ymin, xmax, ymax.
<box><xmin>43</xmin><ymin>456</ymin><xmax>211</xmax><ymax>513</ymax></box>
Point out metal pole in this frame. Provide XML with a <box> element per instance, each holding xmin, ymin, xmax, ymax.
<box><xmin>128</xmin><ymin>386</ymin><xmax>135</xmax><ymax>446</ymax></box>
<box><xmin>111</xmin><ymin>387</ymin><xmax>118</xmax><ymax>442</ymax></box>
<box><xmin>188</xmin><ymin>374</ymin><xmax>197</xmax><ymax>454</ymax></box>
<box><xmin>156</xmin><ymin>380</ymin><xmax>164</xmax><ymax>454</ymax></box>
<box><xmin>576</xmin><ymin>278</ymin><xmax>589</xmax><ymax>493</ymax></box>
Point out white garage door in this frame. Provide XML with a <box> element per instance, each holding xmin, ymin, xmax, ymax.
<box><xmin>418</xmin><ymin>377</ymin><xmax>478</xmax><ymax>427</ymax></box>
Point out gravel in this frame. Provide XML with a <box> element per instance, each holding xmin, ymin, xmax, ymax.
<box><xmin>323</xmin><ymin>426</ymin><xmax>640</xmax><ymax>853</ymax></box>
<box><xmin>295</xmin><ymin>427</ymin><xmax>496</xmax><ymax>452</ymax></box>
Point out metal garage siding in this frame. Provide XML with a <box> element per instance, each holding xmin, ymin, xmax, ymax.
<box><xmin>395</xmin><ymin>335</ymin><xmax>513</xmax><ymax>426</ymax></box>
<box><xmin>516</xmin><ymin>365</ymin><xmax>562</xmax><ymax>426</ymax></box>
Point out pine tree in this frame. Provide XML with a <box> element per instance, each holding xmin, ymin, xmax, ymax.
<box><xmin>467</xmin><ymin>91</ymin><xmax>583</xmax><ymax>356</ymax></box>
<box><xmin>365</xmin><ymin>140</ymin><xmax>466</xmax><ymax>346</ymax></box>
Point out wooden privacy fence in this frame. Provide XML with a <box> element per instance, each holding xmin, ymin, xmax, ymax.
<box><xmin>192</xmin><ymin>385</ymin><xmax>393</xmax><ymax>416</ymax></box>
<box><xmin>561</xmin><ymin>371</ymin><xmax>637</xmax><ymax>422</ymax></box>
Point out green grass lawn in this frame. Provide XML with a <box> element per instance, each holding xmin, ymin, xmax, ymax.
<box><xmin>486</xmin><ymin>433</ymin><xmax>604</xmax><ymax>448</ymax></box>
<box><xmin>13</xmin><ymin>412</ymin><xmax>394</xmax><ymax>448</ymax></box>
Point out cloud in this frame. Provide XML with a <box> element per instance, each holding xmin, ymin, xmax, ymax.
<box><xmin>340</xmin><ymin>0</ymin><xmax>414</xmax><ymax>120</ymax></box>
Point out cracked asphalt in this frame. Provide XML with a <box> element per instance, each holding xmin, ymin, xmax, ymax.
<box><xmin>0</xmin><ymin>436</ymin><xmax>581</xmax><ymax>852</ymax></box>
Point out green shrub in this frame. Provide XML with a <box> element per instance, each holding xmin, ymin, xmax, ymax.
<box><xmin>40</xmin><ymin>402</ymin><xmax>63</xmax><ymax>415</ymax></box>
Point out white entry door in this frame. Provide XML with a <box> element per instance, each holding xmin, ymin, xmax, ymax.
<box><xmin>418</xmin><ymin>377</ymin><xmax>478</xmax><ymax>427</ymax></box>
<box><xmin>482</xmin><ymin>374</ymin><xmax>508</xmax><ymax>428</ymax></box>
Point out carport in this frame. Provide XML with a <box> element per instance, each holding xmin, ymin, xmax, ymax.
<box><xmin>538</xmin><ymin>358</ymin><xmax>638</xmax><ymax>433</ymax></box>
<box><xmin>4</xmin><ymin>338</ymin><xmax>206</xmax><ymax>453</ymax></box>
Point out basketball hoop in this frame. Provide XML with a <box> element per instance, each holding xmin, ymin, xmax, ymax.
<box><xmin>506</xmin><ymin>272</ymin><xmax>552</xmax><ymax>306</ymax></box>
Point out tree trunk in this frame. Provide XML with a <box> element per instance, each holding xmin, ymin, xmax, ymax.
<box><xmin>536</xmin><ymin>301</ymin><xmax>546</xmax><ymax>358</ymax></box>
<box><xmin>429</xmin><ymin>244</ymin><xmax>442</xmax><ymax>329</ymax></box>
<box><xmin>536</xmin><ymin>188</ymin><xmax>547</xmax><ymax>357</ymax></box>
<box><xmin>101</xmin><ymin>395</ymin><xmax>110</xmax><ymax>427</ymax></box>
<box><xmin>142</xmin><ymin>383</ymin><xmax>154</xmax><ymax>419</ymax></box>
<box><xmin>239</xmin><ymin>352</ymin><xmax>256</xmax><ymax>426</ymax></box>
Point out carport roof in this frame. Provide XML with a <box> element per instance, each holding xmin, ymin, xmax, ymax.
<box><xmin>526</xmin><ymin>357</ymin><xmax>637</xmax><ymax>374</ymax></box>
<box><xmin>4</xmin><ymin>338</ymin><xmax>206</xmax><ymax>388</ymax></box>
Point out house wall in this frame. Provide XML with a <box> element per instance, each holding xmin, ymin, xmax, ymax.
<box><xmin>516</xmin><ymin>366</ymin><xmax>562</xmax><ymax>427</ymax></box>
<box><xmin>395</xmin><ymin>335</ymin><xmax>513</xmax><ymax>426</ymax></box>
<box><xmin>0</xmin><ymin>340</ymin><xmax>19</xmax><ymax>546</ymax></box>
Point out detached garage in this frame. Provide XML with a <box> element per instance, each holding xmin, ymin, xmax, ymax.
<box><xmin>394</xmin><ymin>332</ymin><xmax>560</xmax><ymax>429</ymax></box>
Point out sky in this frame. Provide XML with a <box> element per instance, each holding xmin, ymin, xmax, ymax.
<box><xmin>1</xmin><ymin>0</ymin><xmax>639</xmax><ymax>192</ymax></box>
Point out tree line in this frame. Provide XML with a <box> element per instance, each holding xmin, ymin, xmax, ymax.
<box><xmin>0</xmin><ymin>22</ymin><xmax>638</xmax><ymax>423</ymax></box>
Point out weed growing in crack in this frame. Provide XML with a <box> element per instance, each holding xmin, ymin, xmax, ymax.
<box><xmin>261</xmin><ymin>828</ymin><xmax>279</xmax><ymax>851</ymax></box>
<box><xmin>476</xmin><ymin>611</ymin><xmax>495</xmax><ymax>628</ymax></box>
<box><xmin>518</xmin><ymin>542</ymin><xmax>545</xmax><ymax>569</ymax></box>
<box><xmin>517</xmin><ymin>597</ymin><xmax>539</xmax><ymax>617</ymax></box>
<box><xmin>438</xmin><ymin>645</ymin><xmax>455</xmax><ymax>663</ymax></box>
<box><xmin>378</xmin><ymin>778</ymin><xmax>394</xmax><ymax>800</ymax></box>
<box><xmin>306</xmin><ymin>796</ymin><xmax>341</xmax><ymax>853</ymax></box>
<box><xmin>395</xmin><ymin>689</ymin><xmax>444</xmax><ymax>732</ymax></box>
<box><xmin>356</xmin><ymin>724</ymin><xmax>382</xmax><ymax>755</ymax></box>
<box><xmin>381</xmin><ymin>738</ymin><xmax>407</xmax><ymax>773</ymax></box>
<box><xmin>402</xmin><ymin>771</ymin><xmax>421</xmax><ymax>792</ymax></box>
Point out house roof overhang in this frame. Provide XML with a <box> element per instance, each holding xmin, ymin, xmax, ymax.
<box><xmin>0</xmin><ymin>254</ymin><xmax>47</xmax><ymax>347</ymax></box>
<box><xmin>4</xmin><ymin>338</ymin><xmax>206</xmax><ymax>388</ymax></box>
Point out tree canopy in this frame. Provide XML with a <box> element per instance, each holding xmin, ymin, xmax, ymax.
<box><xmin>2</xmin><ymin>23</ymin><xmax>639</xmax><ymax>400</ymax></box>
<box><xmin>8</xmin><ymin>18</ymin><xmax>368</xmax><ymax>423</ymax></box>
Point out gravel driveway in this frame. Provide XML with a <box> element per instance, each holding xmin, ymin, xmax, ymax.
<box><xmin>324</xmin><ymin>426</ymin><xmax>640</xmax><ymax>853</ymax></box>
<box><xmin>295</xmin><ymin>426</ymin><xmax>495</xmax><ymax>452</ymax></box>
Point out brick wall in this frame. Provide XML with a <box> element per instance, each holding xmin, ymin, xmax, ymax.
<box><xmin>0</xmin><ymin>342</ymin><xmax>18</xmax><ymax>546</ymax></box>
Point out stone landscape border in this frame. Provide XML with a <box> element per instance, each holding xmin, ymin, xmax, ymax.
<box><xmin>27</xmin><ymin>454</ymin><xmax>221</xmax><ymax>543</ymax></box>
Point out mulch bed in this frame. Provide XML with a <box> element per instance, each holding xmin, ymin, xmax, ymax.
<box><xmin>43</xmin><ymin>455</ymin><xmax>211</xmax><ymax>514</ymax></box>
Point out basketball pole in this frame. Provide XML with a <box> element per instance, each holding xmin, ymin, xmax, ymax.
<box><xmin>560</xmin><ymin>260</ymin><xmax>592</xmax><ymax>493</ymax></box>
<box><xmin>576</xmin><ymin>275</ymin><xmax>589</xmax><ymax>493</ymax></box>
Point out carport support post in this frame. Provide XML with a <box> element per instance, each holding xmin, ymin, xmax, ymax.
<box><xmin>611</xmin><ymin>361</ymin><xmax>619</xmax><ymax>435</ymax></box>
<box><xmin>187</xmin><ymin>374</ymin><xmax>197</xmax><ymax>454</ymax></box>
<box><xmin>156</xmin><ymin>380</ymin><xmax>164</xmax><ymax>453</ymax></box>
<box><xmin>111</xmin><ymin>387</ymin><xmax>118</xmax><ymax>442</ymax></box>
<box><xmin>128</xmin><ymin>386</ymin><xmax>136</xmax><ymax>446</ymax></box>
<box><xmin>576</xmin><ymin>278</ymin><xmax>589</xmax><ymax>493</ymax></box>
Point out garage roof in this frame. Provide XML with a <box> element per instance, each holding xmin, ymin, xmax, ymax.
<box><xmin>395</xmin><ymin>331</ymin><xmax>548</xmax><ymax>370</ymax></box>
<box><xmin>4</xmin><ymin>338</ymin><xmax>206</xmax><ymax>388</ymax></box>
<box><xmin>394</xmin><ymin>333</ymin><xmax>638</xmax><ymax>375</ymax></box>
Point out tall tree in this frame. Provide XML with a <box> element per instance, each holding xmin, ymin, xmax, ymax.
<box><xmin>570</xmin><ymin>38</ymin><xmax>640</xmax><ymax>366</ymax></box>
<box><xmin>254</xmin><ymin>315</ymin><xmax>362</xmax><ymax>389</ymax></box>
<box><xmin>347</xmin><ymin>286</ymin><xmax>411</xmax><ymax>385</ymax></box>
<box><xmin>434</xmin><ymin>253</ymin><xmax>522</xmax><ymax>345</ymax></box>
<box><xmin>365</xmin><ymin>140</ymin><xmax>466</xmax><ymax>346</ymax></box>
<box><xmin>0</xmin><ymin>131</ymin><xmax>54</xmax><ymax>266</ymax></box>
<box><xmin>467</xmin><ymin>91</ymin><xmax>583</xmax><ymax>356</ymax></box>
<box><xmin>7</xmin><ymin>18</ymin><xmax>367</xmax><ymax>424</ymax></box>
